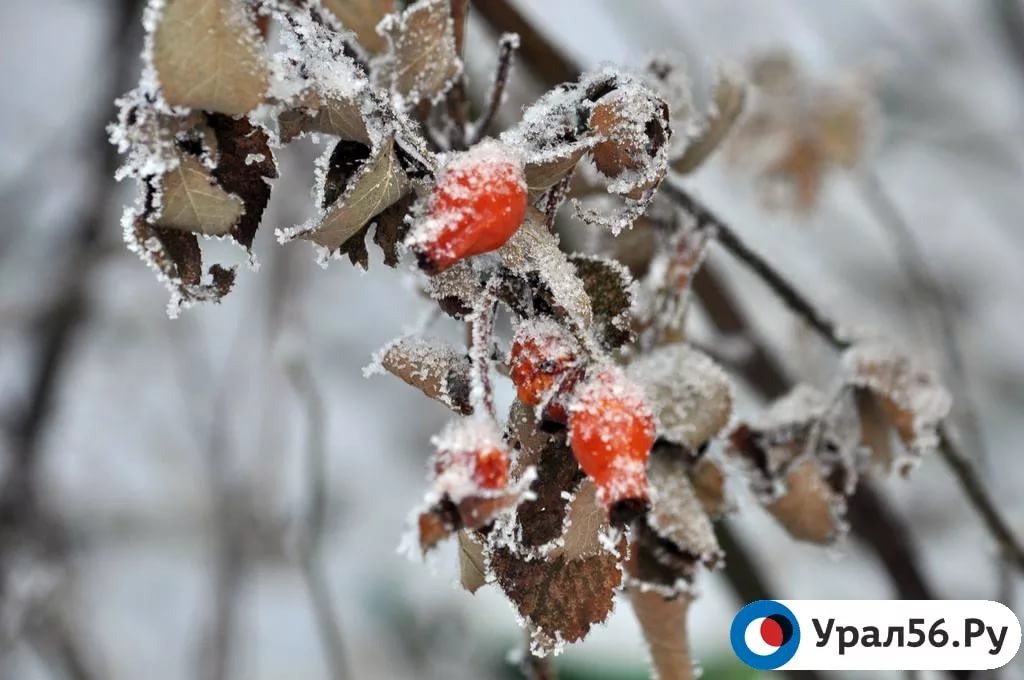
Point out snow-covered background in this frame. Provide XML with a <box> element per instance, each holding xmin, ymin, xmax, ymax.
<box><xmin>1</xmin><ymin>0</ymin><xmax>1022</xmax><ymax>678</ymax></box>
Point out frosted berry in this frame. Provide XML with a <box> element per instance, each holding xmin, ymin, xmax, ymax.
<box><xmin>432</xmin><ymin>420</ymin><xmax>510</xmax><ymax>495</ymax></box>
<box><xmin>509</xmin><ymin>320</ymin><xmax>581</xmax><ymax>423</ymax></box>
<box><xmin>568</xmin><ymin>367</ymin><xmax>655</xmax><ymax>520</ymax></box>
<box><xmin>411</xmin><ymin>140</ymin><xmax>528</xmax><ymax>274</ymax></box>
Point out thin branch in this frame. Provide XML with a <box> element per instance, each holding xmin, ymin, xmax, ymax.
<box><xmin>858</xmin><ymin>170</ymin><xmax>986</xmax><ymax>462</ymax></box>
<box><xmin>520</xmin><ymin>629</ymin><xmax>555</xmax><ymax>680</ymax></box>
<box><xmin>444</xmin><ymin>0</ymin><xmax>470</xmax><ymax>149</ymax></box>
<box><xmin>660</xmin><ymin>180</ymin><xmax>850</xmax><ymax>350</ymax></box>
<box><xmin>936</xmin><ymin>423</ymin><xmax>1024</xmax><ymax>568</ymax></box>
<box><xmin>286</xmin><ymin>359</ymin><xmax>351</xmax><ymax>680</ymax></box>
<box><xmin>468</xmin><ymin>33</ymin><xmax>518</xmax><ymax>145</ymax></box>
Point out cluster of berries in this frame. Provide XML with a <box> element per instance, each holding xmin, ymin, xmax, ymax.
<box><xmin>417</xmin><ymin>141</ymin><xmax>656</xmax><ymax>522</ymax></box>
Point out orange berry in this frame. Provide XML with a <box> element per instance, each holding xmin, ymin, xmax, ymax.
<box><xmin>509</xmin><ymin>321</ymin><xmax>580</xmax><ymax>423</ymax></box>
<box><xmin>411</xmin><ymin>140</ymin><xmax>528</xmax><ymax>273</ymax></box>
<box><xmin>568</xmin><ymin>368</ymin><xmax>655</xmax><ymax>515</ymax></box>
<box><xmin>433</xmin><ymin>421</ymin><xmax>510</xmax><ymax>494</ymax></box>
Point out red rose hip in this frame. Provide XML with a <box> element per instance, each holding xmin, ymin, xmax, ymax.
<box><xmin>411</xmin><ymin>140</ymin><xmax>528</xmax><ymax>273</ymax></box>
<box><xmin>568</xmin><ymin>367</ymin><xmax>655</xmax><ymax>520</ymax></box>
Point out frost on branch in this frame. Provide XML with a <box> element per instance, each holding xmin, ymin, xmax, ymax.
<box><xmin>843</xmin><ymin>341</ymin><xmax>952</xmax><ymax>474</ymax></box>
<box><xmin>727</xmin><ymin>385</ymin><xmax>862</xmax><ymax>544</ymax></box>
<box><xmin>375</xmin><ymin>0</ymin><xmax>462</xmax><ymax>106</ymax></box>
<box><xmin>150</xmin><ymin>0</ymin><xmax>269</xmax><ymax>115</ymax></box>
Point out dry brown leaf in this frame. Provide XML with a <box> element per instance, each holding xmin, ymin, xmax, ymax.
<box><xmin>629</xmin><ymin>589</ymin><xmax>696</xmax><ymax>680</ymax></box>
<box><xmin>154</xmin><ymin>154</ymin><xmax>244</xmax><ymax>235</ymax></box>
<box><xmin>843</xmin><ymin>342</ymin><xmax>951</xmax><ymax>466</ymax></box>
<box><xmin>766</xmin><ymin>458</ymin><xmax>845</xmax><ymax>544</ymax></box>
<box><xmin>523</xmin><ymin>141</ymin><xmax>594</xmax><ymax>196</ymax></box>
<box><xmin>499</xmin><ymin>212</ymin><xmax>593</xmax><ymax>332</ymax></box>
<box><xmin>379</xmin><ymin>0</ymin><xmax>461</xmax><ymax>104</ymax></box>
<box><xmin>458</xmin><ymin>531</ymin><xmax>488</xmax><ymax>594</ymax></box>
<box><xmin>511</xmin><ymin>429</ymin><xmax>582</xmax><ymax>551</ymax></box>
<box><xmin>646</xmin><ymin>447</ymin><xmax>722</xmax><ymax>567</ymax></box>
<box><xmin>491</xmin><ymin>546</ymin><xmax>622</xmax><ymax>652</ymax></box>
<box><xmin>321</xmin><ymin>0</ymin><xmax>395</xmax><ymax>53</ymax></box>
<box><xmin>152</xmin><ymin>0</ymin><xmax>268</xmax><ymax>115</ymax></box>
<box><xmin>855</xmin><ymin>387</ymin><xmax>895</xmax><ymax>471</ymax></box>
<box><xmin>301</xmin><ymin>137</ymin><xmax>411</xmax><ymax>251</ymax></box>
<box><xmin>689</xmin><ymin>456</ymin><xmax>729</xmax><ymax>519</ymax></box>
<box><xmin>277</xmin><ymin>92</ymin><xmax>371</xmax><ymax>145</ymax></box>
<box><xmin>206</xmin><ymin>113</ymin><xmax>277</xmax><ymax>249</ymax></box>
<box><xmin>569</xmin><ymin>255</ymin><xmax>634</xmax><ymax>350</ymax></box>
<box><xmin>555</xmin><ymin>480</ymin><xmax>610</xmax><ymax>561</ymax></box>
<box><xmin>378</xmin><ymin>336</ymin><xmax>472</xmax><ymax>414</ymax></box>
<box><xmin>132</xmin><ymin>214</ymin><xmax>236</xmax><ymax>304</ymax></box>
<box><xmin>672</xmin><ymin>68</ymin><xmax>746</xmax><ymax>174</ymax></box>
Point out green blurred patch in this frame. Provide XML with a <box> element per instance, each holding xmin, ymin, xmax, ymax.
<box><xmin>494</xmin><ymin>650</ymin><xmax>757</xmax><ymax>680</ymax></box>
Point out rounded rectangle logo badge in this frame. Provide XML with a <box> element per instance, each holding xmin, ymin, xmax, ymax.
<box><xmin>731</xmin><ymin>600</ymin><xmax>1020</xmax><ymax>671</ymax></box>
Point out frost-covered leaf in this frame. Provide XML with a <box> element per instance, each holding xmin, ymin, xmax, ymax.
<box><xmin>522</xmin><ymin>139</ymin><xmax>596</xmax><ymax>197</ymax></box>
<box><xmin>491</xmin><ymin>546</ymin><xmax>622</xmax><ymax>653</ymax></box>
<box><xmin>624</xmin><ymin>520</ymin><xmax>697</xmax><ymax>596</ymax></box>
<box><xmin>645</xmin><ymin>445</ymin><xmax>721</xmax><ymax>568</ymax></box>
<box><xmin>638</xmin><ymin>227</ymin><xmax>710</xmax><ymax>346</ymax></box>
<box><xmin>378</xmin><ymin>0</ymin><xmax>461</xmax><ymax>105</ymax></box>
<box><xmin>568</xmin><ymin>255</ymin><xmax>634</xmax><ymax>350</ymax></box>
<box><xmin>128</xmin><ymin>208</ymin><xmax>236</xmax><ymax>313</ymax></box>
<box><xmin>151</xmin><ymin>0</ymin><xmax>269</xmax><ymax>115</ymax></box>
<box><xmin>672</xmin><ymin>66</ymin><xmax>746</xmax><ymax>174</ymax></box>
<box><xmin>766</xmin><ymin>458</ymin><xmax>846</xmax><ymax>544</ymax></box>
<box><xmin>373</xmin><ymin>336</ymin><xmax>473</xmax><ymax>414</ymax></box>
<box><xmin>626</xmin><ymin>344</ymin><xmax>733</xmax><ymax>450</ymax></box>
<box><xmin>555</xmin><ymin>480</ymin><xmax>610</xmax><ymax>561</ymax></box>
<box><xmin>499</xmin><ymin>211</ymin><xmax>593</xmax><ymax>332</ymax></box>
<box><xmin>321</xmin><ymin>0</ymin><xmax>395</xmax><ymax>54</ymax></box>
<box><xmin>206</xmin><ymin>113</ymin><xmax>277</xmax><ymax>249</ymax></box>
<box><xmin>427</xmin><ymin>260</ymin><xmax>483</xmax><ymax>319</ymax></box>
<box><xmin>689</xmin><ymin>455</ymin><xmax>729</xmax><ymax>519</ymax></box>
<box><xmin>458</xmin><ymin>530</ymin><xmax>488</xmax><ymax>594</ymax></box>
<box><xmin>277</xmin><ymin>91</ymin><xmax>371</xmax><ymax>145</ymax></box>
<box><xmin>629</xmin><ymin>589</ymin><xmax>696</xmax><ymax>680</ymax></box>
<box><xmin>505</xmin><ymin>402</ymin><xmax>582</xmax><ymax>550</ymax></box>
<box><xmin>291</xmin><ymin>136</ymin><xmax>411</xmax><ymax>253</ymax></box>
<box><xmin>154</xmin><ymin>154</ymin><xmax>244</xmax><ymax>235</ymax></box>
<box><xmin>590</xmin><ymin>84</ymin><xmax>671</xmax><ymax>193</ymax></box>
<box><xmin>843</xmin><ymin>342</ymin><xmax>951</xmax><ymax>472</ymax></box>
<box><xmin>727</xmin><ymin>385</ymin><xmax>860</xmax><ymax>544</ymax></box>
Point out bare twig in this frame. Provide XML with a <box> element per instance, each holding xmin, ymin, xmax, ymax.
<box><xmin>857</xmin><ymin>171</ymin><xmax>986</xmax><ymax>461</ymax></box>
<box><xmin>468</xmin><ymin>33</ymin><xmax>518</xmax><ymax>144</ymax></box>
<box><xmin>444</xmin><ymin>0</ymin><xmax>470</xmax><ymax>149</ymax></box>
<box><xmin>520</xmin><ymin>629</ymin><xmax>555</xmax><ymax>680</ymax></box>
<box><xmin>286</xmin><ymin>359</ymin><xmax>351</xmax><ymax>680</ymax></box>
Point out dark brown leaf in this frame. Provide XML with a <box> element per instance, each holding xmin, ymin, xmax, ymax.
<box><xmin>568</xmin><ymin>255</ymin><xmax>634</xmax><ymax>350</ymax></box>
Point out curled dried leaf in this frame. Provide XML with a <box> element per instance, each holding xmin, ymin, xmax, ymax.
<box><xmin>151</xmin><ymin>0</ymin><xmax>269</xmax><ymax>115</ymax></box>
<box><xmin>568</xmin><ymin>255</ymin><xmax>634</xmax><ymax>350</ymax></box>
<box><xmin>499</xmin><ymin>211</ymin><xmax>593</xmax><ymax>333</ymax></box>
<box><xmin>277</xmin><ymin>91</ymin><xmax>371</xmax><ymax>145</ymax></box>
<box><xmin>766</xmin><ymin>458</ymin><xmax>847</xmax><ymax>544</ymax></box>
<box><xmin>672</xmin><ymin>67</ymin><xmax>746</xmax><ymax>174</ymax></box>
<box><xmin>843</xmin><ymin>342</ymin><xmax>951</xmax><ymax>471</ymax></box>
<box><xmin>458</xmin><ymin>530</ymin><xmax>488</xmax><ymax>594</ymax></box>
